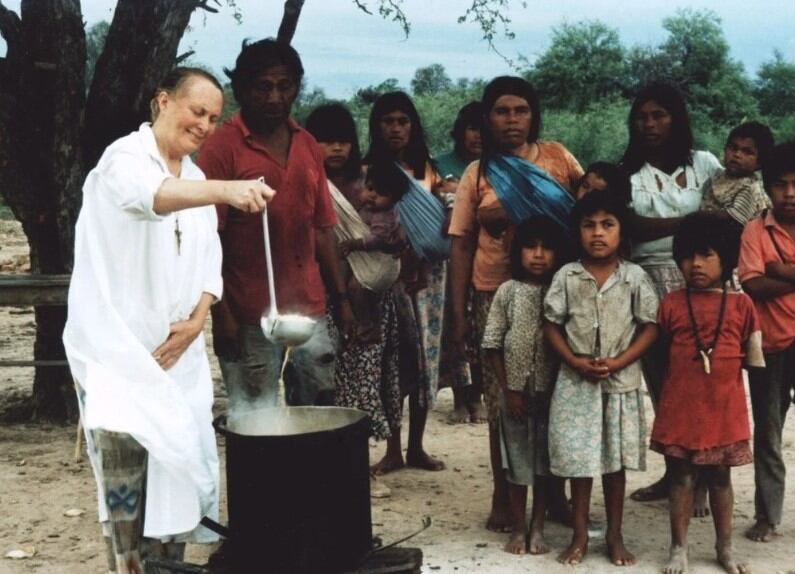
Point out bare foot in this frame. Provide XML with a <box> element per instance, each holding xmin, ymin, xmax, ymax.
<box><xmin>663</xmin><ymin>544</ymin><xmax>688</xmax><ymax>574</ymax></box>
<box><xmin>692</xmin><ymin>484</ymin><xmax>710</xmax><ymax>518</ymax></box>
<box><xmin>717</xmin><ymin>542</ymin><xmax>751</xmax><ymax>574</ymax></box>
<box><xmin>486</xmin><ymin>505</ymin><xmax>512</xmax><ymax>533</ymax></box>
<box><xmin>527</xmin><ymin>525</ymin><xmax>550</xmax><ymax>555</ymax></box>
<box><xmin>630</xmin><ymin>476</ymin><xmax>668</xmax><ymax>502</ymax></box>
<box><xmin>370</xmin><ymin>452</ymin><xmax>404</xmax><ymax>476</ymax></box>
<box><xmin>504</xmin><ymin>531</ymin><xmax>526</xmax><ymax>555</ymax></box>
<box><xmin>468</xmin><ymin>400</ymin><xmax>488</xmax><ymax>424</ymax></box>
<box><xmin>446</xmin><ymin>405</ymin><xmax>470</xmax><ymax>424</ymax></box>
<box><xmin>405</xmin><ymin>449</ymin><xmax>445</xmax><ymax>471</ymax></box>
<box><xmin>557</xmin><ymin>535</ymin><xmax>588</xmax><ymax>565</ymax></box>
<box><xmin>744</xmin><ymin>520</ymin><xmax>776</xmax><ymax>542</ymax></box>
<box><xmin>606</xmin><ymin>534</ymin><xmax>636</xmax><ymax>566</ymax></box>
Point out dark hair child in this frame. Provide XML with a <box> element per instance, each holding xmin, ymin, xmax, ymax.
<box><xmin>482</xmin><ymin>217</ymin><xmax>571</xmax><ymax>555</ymax></box>
<box><xmin>653</xmin><ymin>211</ymin><xmax>763</xmax><ymax>574</ymax></box>
<box><xmin>544</xmin><ymin>190</ymin><xmax>659</xmax><ymax>566</ymax></box>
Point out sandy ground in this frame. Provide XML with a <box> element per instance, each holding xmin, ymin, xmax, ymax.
<box><xmin>1</xmin><ymin>218</ymin><xmax>795</xmax><ymax>574</ymax></box>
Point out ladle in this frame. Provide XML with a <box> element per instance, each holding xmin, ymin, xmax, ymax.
<box><xmin>259</xmin><ymin>178</ymin><xmax>316</xmax><ymax>347</ymax></box>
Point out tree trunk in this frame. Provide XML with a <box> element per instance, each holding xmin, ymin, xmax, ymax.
<box><xmin>83</xmin><ymin>0</ymin><xmax>200</xmax><ymax>169</ymax></box>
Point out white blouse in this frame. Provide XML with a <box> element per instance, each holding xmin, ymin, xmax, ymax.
<box><xmin>64</xmin><ymin>124</ymin><xmax>222</xmax><ymax>541</ymax></box>
<box><xmin>630</xmin><ymin>150</ymin><xmax>721</xmax><ymax>268</ymax></box>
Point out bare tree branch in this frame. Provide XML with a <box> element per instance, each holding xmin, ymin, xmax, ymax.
<box><xmin>352</xmin><ymin>0</ymin><xmax>410</xmax><ymax>37</ymax></box>
<box><xmin>276</xmin><ymin>0</ymin><xmax>305</xmax><ymax>44</ymax></box>
<box><xmin>0</xmin><ymin>1</ymin><xmax>22</xmax><ymax>63</ymax></box>
<box><xmin>196</xmin><ymin>0</ymin><xmax>219</xmax><ymax>14</ymax></box>
<box><xmin>175</xmin><ymin>50</ymin><xmax>195</xmax><ymax>64</ymax></box>
<box><xmin>458</xmin><ymin>0</ymin><xmax>523</xmax><ymax>66</ymax></box>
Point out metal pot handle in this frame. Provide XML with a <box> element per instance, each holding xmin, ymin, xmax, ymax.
<box><xmin>212</xmin><ymin>415</ymin><xmax>228</xmax><ymax>436</ymax></box>
<box><xmin>370</xmin><ymin>515</ymin><xmax>431</xmax><ymax>555</ymax></box>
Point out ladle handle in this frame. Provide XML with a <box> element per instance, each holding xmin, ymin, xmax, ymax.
<box><xmin>259</xmin><ymin>177</ymin><xmax>278</xmax><ymax>318</ymax></box>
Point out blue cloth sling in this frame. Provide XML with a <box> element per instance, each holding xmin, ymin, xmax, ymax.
<box><xmin>485</xmin><ymin>154</ymin><xmax>575</xmax><ymax>231</ymax></box>
<box><xmin>395</xmin><ymin>165</ymin><xmax>451</xmax><ymax>262</ymax></box>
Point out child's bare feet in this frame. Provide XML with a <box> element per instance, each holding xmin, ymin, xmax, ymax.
<box><xmin>630</xmin><ymin>476</ymin><xmax>668</xmax><ymax>502</ymax></box>
<box><xmin>663</xmin><ymin>544</ymin><xmax>688</xmax><ymax>574</ymax></box>
<box><xmin>692</xmin><ymin>483</ymin><xmax>710</xmax><ymax>517</ymax></box>
<box><xmin>486</xmin><ymin>500</ymin><xmax>512</xmax><ymax>532</ymax></box>
<box><xmin>557</xmin><ymin>535</ymin><xmax>588</xmax><ymax>565</ymax></box>
<box><xmin>370</xmin><ymin>452</ymin><xmax>404</xmax><ymax>475</ymax></box>
<box><xmin>527</xmin><ymin>524</ymin><xmax>550</xmax><ymax>554</ymax></box>
<box><xmin>405</xmin><ymin>449</ymin><xmax>445</xmax><ymax>471</ymax></box>
<box><xmin>504</xmin><ymin>531</ymin><xmax>527</xmax><ymax>555</ymax></box>
<box><xmin>606</xmin><ymin>533</ymin><xmax>636</xmax><ymax>566</ymax></box>
<box><xmin>744</xmin><ymin>520</ymin><xmax>776</xmax><ymax>542</ymax></box>
<box><xmin>446</xmin><ymin>405</ymin><xmax>470</xmax><ymax>424</ymax></box>
<box><xmin>468</xmin><ymin>400</ymin><xmax>488</xmax><ymax>424</ymax></box>
<box><xmin>716</xmin><ymin>542</ymin><xmax>751</xmax><ymax>574</ymax></box>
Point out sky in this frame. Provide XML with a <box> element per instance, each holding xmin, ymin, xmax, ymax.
<box><xmin>1</xmin><ymin>0</ymin><xmax>794</xmax><ymax>98</ymax></box>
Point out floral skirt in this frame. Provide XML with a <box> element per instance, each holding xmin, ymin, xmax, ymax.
<box><xmin>334</xmin><ymin>289</ymin><xmax>402</xmax><ymax>440</ymax></box>
<box><xmin>474</xmin><ymin>290</ymin><xmax>501</xmax><ymax>426</ymax></box>
<box><xmin>548</xmin><ymin>370</ymin><xmax>647</xmax><ymax>477</ymax></box>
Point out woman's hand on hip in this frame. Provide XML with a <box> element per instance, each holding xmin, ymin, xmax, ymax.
<box><xmin>153</xmin><ymin>318</ymin><xmax>204</xmax><ymax>370</ymax></box>
<box><xmin>223</xmin><ymin>179</ymin><xmax>275</xmax><ymax>213</ymax></box>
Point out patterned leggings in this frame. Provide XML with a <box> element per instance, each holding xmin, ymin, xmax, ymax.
<box><xmin>93</xmin><ymin>431</ymin><xmax>185</xmax><ymax>573</ymax></box>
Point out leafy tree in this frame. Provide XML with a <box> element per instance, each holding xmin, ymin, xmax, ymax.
<box><xmin>754</xmin><ymin>50</ymin><xmax>795</xmax><ymax>117</ymax></box>
<box><xmin>0</xmin><ymin>0</ymin><xmax>522</xmax><ymax>422</ymax></box>
<box><xmin>411</xmin><ymin>63</ymin><xmax>453</xmax><ymax>96</ymax></box>
<box><xmin>354</xmin><ymin>78</ymin><xmax>403</xmax><ymax>104</ymax></box>
<box><xmin>84</xmin><ymin>20</ymin><xmax>108</xmax><ymax>87</ymax></box>
<box><xmin>526</xmin><ymin>21</ymin><xmax>628</xmax><ymax>111</ymax></box>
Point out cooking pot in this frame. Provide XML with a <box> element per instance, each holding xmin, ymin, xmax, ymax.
<box><xmin>203</xmin><ymin>407</ymin><xmax>372</xmax><ymax>573</ymax></box>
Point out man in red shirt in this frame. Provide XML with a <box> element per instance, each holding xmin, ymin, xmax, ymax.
<box><xmin>198</xmin><ymin>39</ymin><xmax>353</xmax><ymax>408</ymax></box>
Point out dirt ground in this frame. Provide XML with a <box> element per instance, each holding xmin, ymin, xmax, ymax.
<box><xmin>2</xmin><ymin>218</ymin><xmax>795</xmax><ymax>574</ymax></box>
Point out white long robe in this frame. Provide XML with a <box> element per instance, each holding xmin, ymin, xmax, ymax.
<box><xmin>63</xmin><ymin>124</ymin><xmax>222</xmax><ymax>541</ymax></box>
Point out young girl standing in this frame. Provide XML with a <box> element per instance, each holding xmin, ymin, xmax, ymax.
<box><xmin>482</xmin><ymin>216</ymin><xmax>571</xmax><ymax>555</ymax></box>
<box><xmin>654</xmin><ymin>211</ymin><xmax>762</xmax><ymax>574</ymax></box>
<box><xmin>544</xmin><ymin>190</ymin><xmax>659</xmax><ymax>566</ymax></box>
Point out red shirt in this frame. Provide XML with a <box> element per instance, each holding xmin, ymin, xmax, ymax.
<box><xmin>738</xmin><ymin>210</ymin><xmax>795</xmax><ymax>353</ymax></box>
<box><xmin>197</xmin><ymin>114</ymin><xmax>336</xmax><ymax>323</ymax></box>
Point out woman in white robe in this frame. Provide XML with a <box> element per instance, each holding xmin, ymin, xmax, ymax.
<box><xmin>63</xmin><ymin>67</ymin><xmax>274</xmax><ymax>573</ymax></box>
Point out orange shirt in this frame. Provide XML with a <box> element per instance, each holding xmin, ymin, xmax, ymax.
<box><xmin>447</xmin><ymin>141</ymin><xmax>582</xmax><ymax>291</ymax></box>
<box><xmin>738</xmin><ymin>210</ymin><xmax>795</xmax><ymax>353</ymax></box>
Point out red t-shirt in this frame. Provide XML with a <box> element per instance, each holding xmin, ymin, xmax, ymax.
<box><xmin>197</xmin><ymin>114</ymin><xmax>336</xmax><ymax>323</ymax></box>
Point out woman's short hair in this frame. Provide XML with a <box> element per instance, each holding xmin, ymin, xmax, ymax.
<box><xmin>224</xmin><ymin>38</ymin><xmax>304</xmax><ymax>104</ymax></box>
<box><xmin>673</xmin><ymin>211</ymin><xmax>738</xmax><ymax>281</ymax></box>
<box><xmin>727</xmin><ymin>121</ymin><xmax>775</xmax><ymax>168</ymax></box>
<box><xmin>150</xmin><ymin>67</ymin><xmax>223</xmax><ymax>122</ymax></box>
<box><xmin>621</xmin><ymin>82</ymin><xmax>694</xmax><ymax>175</ymax></box>
<box><xmin>509</xmin><ymin>216</ymin><xmax>572</xmax><ymax>279</ymax></box>
<box><xmin>305</xmin><ymin>103</ymin><xmax>362</xmax><ymax>182</ymax></box>
<box><xmin>450</xmin><ymin>101</ymin><xmax>483</xmax><ymax>151</ymax></box>
<box><xmin>363</xmin><ymin>91</ymin><xmax>432</xmax><ymax>180</ymax></box>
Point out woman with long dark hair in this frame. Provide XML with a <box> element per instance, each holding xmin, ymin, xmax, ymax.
<box><xmin>448</xmin><ymin>76</ymin><xmax>583</xmax><ymax>532</ymax></box>
<box><xmin>621</xmin><ymin>82</ymin><xmax>721</xmax><ymax>505</ymax></box>
<box><xmin>364</xmin><ymin>91</ymin><xmax>471</xmax><ymax>474</ymax></box>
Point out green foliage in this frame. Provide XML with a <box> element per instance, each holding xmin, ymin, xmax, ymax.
<box><xmin>755</xmin><ymin>50</ymin><xmax>795</xmax><ymax>117</ymax></box>
<box><xmin>526</xmin><ymin>21</ymin><xmax>627</xmax><ymax>111</ymax></box>
<box><xmin>411</xmin><ymin>64</ymin><xmax>453</xmax><ymax>97</ymax></box>
<box><xmin>85</xmin><ymin>20</ymin><xmax>109</xmax><ymax>88</ymax></box>
<box><xmin>354</xmin><ymin>78</ymin><xmax>404</xmax><ymax>105</ymax></box>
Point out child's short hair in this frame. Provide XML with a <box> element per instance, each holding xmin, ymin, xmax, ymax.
<box><xmin>570</xmin><ymin>189</ymin><xmax>629</xmax><ymax>237</ymax></box>
<box><xmin>581</xmin><ymin>161</ymin><xmax>631</xmax><ymax>205</ymax></box>
<box><xmin>365</xmin><ymin>161</ymin><xmax>408</xmax><ymax>203</ymax></box>
<box><xmin>673</xmin><ymin>212</ymin><xmax>737</xmax><ymax>281</ymax></box>
<box><xmin>727</xmin><ymin>122</ymin><xmax>774</xmax><ymax>167</ymax></box>
<box><xmin>509</xmin><ymin>216</ymin><xmax>572</xmax><ymax>279</ymax></box>
<box><xmin>763</xmin><ymin>141</ymin><xmax>795</xmax><ymax>193</ymax></box>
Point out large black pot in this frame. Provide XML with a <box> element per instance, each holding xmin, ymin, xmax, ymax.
<box><xmin>206</xmin><ymin>407</ymin><xmax>372</xmax><ymax>574</ymax></box>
